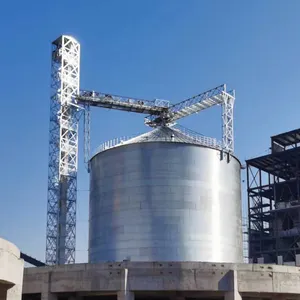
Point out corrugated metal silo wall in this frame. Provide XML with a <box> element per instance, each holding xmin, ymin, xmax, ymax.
<box><xmin>89</xmin><ymin>142</ymin><xmax>243</xmax><ymax>263</ymax></box>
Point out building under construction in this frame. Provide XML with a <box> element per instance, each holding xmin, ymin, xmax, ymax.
<box><xmin>247</xmin><ymin>128</ymin><xmax>300</xmax><ymax>265</ymax></box>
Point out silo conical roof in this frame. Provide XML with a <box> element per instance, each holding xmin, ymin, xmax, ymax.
<box><xmin>122</xmin><ymin>126</ymin><xmax>201</xmax><ymax>144</ymax></box>
<box><xmin>92</xmin><ymin>126</ymin><xmax>221</xmax><ymax>158</ymax></box>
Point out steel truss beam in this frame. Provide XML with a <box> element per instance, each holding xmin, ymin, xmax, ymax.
<box><xmin>46</xmin><ymin>35</ymin><xmax>80</xmax><ymax>265</ymax></box>
<box><xmin>144</xmin><ymin>84</ymin><xmax>235</xmax><ymax>153</ymax></box>
<box><xmin>77</xmin><ymin>91</ymin><xmax>169</xmax><ymax>115</ymax></box>
<box><xmin>80</xmin><ymin>85</ymin><xmax>236</xmax><ymax>153</ymax></box>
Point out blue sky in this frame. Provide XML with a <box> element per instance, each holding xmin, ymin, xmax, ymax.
<box><xmin>1</xmin><ymin>0</ymin><xmax>300</xmax><ymax>263</ymax></box>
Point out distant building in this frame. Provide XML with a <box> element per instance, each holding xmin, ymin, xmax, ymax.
<box><xmin>247</xmin><ymin>128</ymin><xmax>300</xmax><ymax>265</ymax></box>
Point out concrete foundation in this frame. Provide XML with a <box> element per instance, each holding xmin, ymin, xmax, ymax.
<box><xmin>22</xmin><ymin>262</ymin><xmax>300</xmax><ymax>300</ymax></box>
<box><xmin>0</xmin><ymin>238</ymin><xmax>24</xmax><ymax>300</ymax></box>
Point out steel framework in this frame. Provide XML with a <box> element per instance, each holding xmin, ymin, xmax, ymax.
<box><xmin>46</xmin><ymin>34</ymin><xmax>236</xmax><ymax>264</ymax></box>
<box><xmin>247</xmin><ymin>128</ymin><xmax>300</xmax><ymax>264</ymax></box>
<box><xmin>222</xmin><ymin>90</ymin><xmax>235</xmax><ymax>153</ymax></box>
<box><xmin>83</xmin><ymin>103</ymin><xmax>90</xmax><ymax>172</ymax></box>
<box><xmin>78</xmin><ymin>84</ymin><xmax>235</xmax><ymax>160</ymax></box>
<box><xmin>46</xmin><ymin>35</ymin><xmax>80</xmax><ymax>265</ymax></box>
<box><xmin>143</xmin><ymin>84</ymin><xmax>235</xmax><ymax>153</ymax></box>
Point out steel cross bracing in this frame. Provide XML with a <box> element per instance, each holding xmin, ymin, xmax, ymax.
<box><xmin>222</xmin><ymin>89</ymin><xmax>235</xmax><ymax>153</ymax></box>
<box><xmin>46</xmin><ymin>35</ymin><xmax>80</xmax><ymax>265</ymax></box>
<box><xmin>246</xmin><ymin>132</ymin><xmax>300</xmax><ymax>264</ymax></box>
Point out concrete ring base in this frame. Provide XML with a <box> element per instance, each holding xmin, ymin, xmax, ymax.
<box><xmin>23</xmin><ymin>261</ymin><xmax>300</xmax><ymax>300</ymax></box>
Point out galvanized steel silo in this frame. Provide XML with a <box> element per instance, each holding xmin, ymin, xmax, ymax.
<box><xmin>89</xmin><ymin>126</ymin><xmax>243</xmax><ymax>263</ymax></box>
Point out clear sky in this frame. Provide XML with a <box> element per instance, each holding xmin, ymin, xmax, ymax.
<box><xmin>1</xmin><ymin>0</ymin><xmax>300</xmax><ymax>263</ymax></box>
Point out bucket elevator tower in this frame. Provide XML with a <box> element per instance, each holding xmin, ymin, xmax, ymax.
<box><xmin>46</xmin><ymin>36</ymin><xmax>80</xmax><ymax>265</ymax></box>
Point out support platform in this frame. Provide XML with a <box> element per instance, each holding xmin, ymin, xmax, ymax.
<box><xmin>22</xmin><ymin>261</ymin><xmax>300</xmax><ymax>300</ymax></box>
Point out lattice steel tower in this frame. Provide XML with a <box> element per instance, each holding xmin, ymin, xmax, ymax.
<box><xmin>46</xmin><ymin>35</ymin><xmax>80</xmax><ymax>265</ymax></box>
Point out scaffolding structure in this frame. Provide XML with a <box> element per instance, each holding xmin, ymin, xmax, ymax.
<box><xmin>247</xmin><ymin>128</ymin><xmax>300</xmax><ymax>264</ymax></box>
